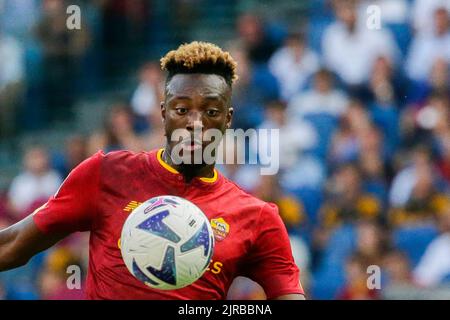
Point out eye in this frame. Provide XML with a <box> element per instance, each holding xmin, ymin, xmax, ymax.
<box><xmin>206</xmin><ymin>109</ymin><xmax>219</xmax><ymax>117</ymax></box>
<box><xmin>175</xmin><ymin>107</ymin><xmax>188</xmax><ymax>115</ymax></box>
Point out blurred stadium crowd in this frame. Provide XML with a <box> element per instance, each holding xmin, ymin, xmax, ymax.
<box><xmin>1</xmin><ymin>0</ymin><xmax>450</xmax><ymax>299</ymax></box>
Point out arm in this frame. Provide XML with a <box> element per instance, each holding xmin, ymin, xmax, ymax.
<box><xmin>242</xmin><ymin>203</ymin><xmax>306</xmax><ymax>300</ymax></box>
<box><xmin>273</xmin><ymin>293</ymin><xmax>306</xmax><ymax>300</ymax></box>
<box><xmin>0</xmin><ymin>152</ymin><xmax>103</xmax><ymax>272</ymax></box>
<box><xmin>0</xmin><ymin>215</ymin><xmax>68</xmax><ymax>271</ymax></box>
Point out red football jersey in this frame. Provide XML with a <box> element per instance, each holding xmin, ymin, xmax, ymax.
<box><xmin>33</xmin><ymin>149</ymin><xmax>303</xmax><ymax>299</ymax></box>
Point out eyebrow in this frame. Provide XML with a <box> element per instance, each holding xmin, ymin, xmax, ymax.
<box><xmin>169</xmin><ymin>94</ymin><xmax>225</xmax><ymax>101</ymax></box>
<box><xmin>203</xmin><ymin>94</ymin><xmax>224</xmax><ymax>101</ymax></box>
<box><xmin>170</xmin><ymin>95</ymin><xmax>191</xmax><ymax>100</ymax></box>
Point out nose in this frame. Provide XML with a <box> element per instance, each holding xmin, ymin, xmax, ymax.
<box><xmin>186</xmin><ymin>111</ymin><xmax>204</xmax><ymax>132</ymax></box>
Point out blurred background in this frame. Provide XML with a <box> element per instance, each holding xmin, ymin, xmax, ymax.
<box><xmin>1</xmin><ymin>0</ymin><xmax>450</xmax><ymax>300</ymax></box>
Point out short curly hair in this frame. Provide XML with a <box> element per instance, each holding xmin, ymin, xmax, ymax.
<box><xmin>160</xmin><ymin>41</ymin><xmax>238</xmax><ymax>86</ymax></box>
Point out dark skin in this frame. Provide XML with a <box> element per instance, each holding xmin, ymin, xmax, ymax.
<box><xmin>0</xmin><ymin>72</ymin><xmax>305</xmax><ymax>300</ymax></box>
<box><xmin>161</xmin><ymin>73</ymin><xmax>233</xmax><ymax>182</ymax></box>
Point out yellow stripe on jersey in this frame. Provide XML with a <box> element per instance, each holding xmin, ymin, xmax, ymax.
<box><xmin>157</xmin><ymin>148</ymin><xmax>218</xmax><ymax>183</ymax></box>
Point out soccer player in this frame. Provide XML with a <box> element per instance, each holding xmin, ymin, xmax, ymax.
<box><xmin>0</xmin><ymin>42</ymin><xmax>305</xmax><ymax>300</ymax></box>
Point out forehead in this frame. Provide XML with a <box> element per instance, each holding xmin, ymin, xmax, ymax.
<box><xmin>166</xmin><ymin>73</ymin><xmax>230</xmax><ymax>98</ymax></box>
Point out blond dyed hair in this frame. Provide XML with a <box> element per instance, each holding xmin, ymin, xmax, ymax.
<box><xmin>160</xmin><ymin>41</ymin><xmax>238</xmax><ymax>85</ymax></box>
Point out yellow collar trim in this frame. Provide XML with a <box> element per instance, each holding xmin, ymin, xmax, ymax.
<box><xmin>199</xmin><ymin>169</ymin><xmax>218</xmax><ymax>183</ymax></box>
<box><xmin>156</xmin><ymin>149</ymin><xmax>218</xmax><ymax>183</ymax></box>
<box><xmin>157</xmin><ymin>148</ymin><xmax>179</xmax><ymax>174</ymax></box>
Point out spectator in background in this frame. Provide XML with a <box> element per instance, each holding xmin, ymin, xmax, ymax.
<box><xmin>37</xmin><ymin>246</ymin><xmax>84</xmax><ymax>299</ymax></box>
<box><xmin>358</xmin><ymin>125</ymin><xmax>387</xmax><ymax>172</ymax></box>
<box><xmin>406</xmin><ymin>7</ymin><xmax>450</xmax><ymax>82</ymax></box>
<box><xmin>100</xmin><ymin>0</ymin><xmax>150</xmax><ymax>79</ymax></box>
<box><xmin>358</xmin><ymin>0</ymin><xmax>409</xmax><ymax>25</ymax></box>
<box><xmin>228</xmin><ymin>46</ymin><xmax>280</xmax><ymax>130</ymax></box>
<box><xmin>322</xmin><ymin>0</ymin><xmax>399</xmax><ymax>89</ymax></box>
<box><xmin>400</xmin><ymin>91</ymin><xmax>448</xmax><ymax>149</ymax></box>
<box><xmin>7</xmin><ymin>146</ymin><xmax>62</xmax><ymax>220</ymax></box>
<box><xmin>329</xmin><ymin>99</ymin><xmax>373</xmax><ymax>165</ymax></box>
<box><xmin>411</xmin><ymin>0</ymin><xmax>450</xmax><ymax>35</ymax></box>
<box><xmin>413</xmin><ymin>206</ymin><xmax>450</xmax><ymax>287</ymax></box>
<box><xmin>0</xmin><ymin>25</ymin><xmax>25</xmax><ymax>138</ymax></box>
<box><xmin>268</xmin><ymin>32</ymin><xmax>320</xmax><ymax>101</ymax></box>
<box><xmin>87</xmin><ymin>104</ymin><xmax>143</xmax><ymax>155</ymax></box>
<box><xmin>254</xmin><ymin>100</ymin><xmax>318</xmax><ymax>172</ymax></box>
<box><xmin>252</xmin><ymin>174</ymin><xmax>306</xmax><ymax>232</ymax></box>
<box><xmin>287</xmin><ymin>68</ymin><xmax>349</xmax><ymax>119</ymax></box>
<box><xmin>235</xmin><ymin>13</ymin><xmax>278</xmax><ymax>64</ymax></box>
<box><xmin>216</xmin><ymin>132</ymin><xmax>261</xmax><ymax>192</ymax></box>
<box><xmin>35</xmin><ymin>0</ymin><xmax>90</xmax><ymax>122</ymax></box>
<box><xmin>358</xmin><ymin>148</ymin><xmax>389</xmax><ymax>207</ymax></box>
<box><xmin>337</xmin><ymin>252</ymin><xmax>380</xmax><ymax>299</ymax></box>
<box><xmin>382</xmin><ymin>250</ymin><xmax>414</xmax><ymax>289</ymax></box>
<box><xmin>315</xmin><ymin>163</ymin><xmax>382</xmax><ymax>254</ymax></box>
<box><xmin>366</xmin><ymin>56</ymin><xmax>401</xmax><ymax>156</ymax></box>
<box><xmin>354</xmin><ymin>221</ymin><xmax>387</xmax><ymax>265</ymax></box>
<box><xmin>138</xmin><ymin>107</ymin><xmax>166</xmax><ymax>152</ymax></box>
<box><xmin>319</xmin><ymin>163</ymin><xmax>382</xmax><ymax>230</ymax></box>
<box><xmin>427</xmin><ymin>94</ymin><xmax>450</xmax><ymax>155</ymax></box>
<box><xmin>428</xmin><ymin>59</ymin><xmax>450</xmax><ymax>97</ymax></box>
<box><xmin>389</xmin><ymin>146</ymin><xmax>444</xmax><ymax>209</ymax></box>
<box><xmin>0</xmin><ymin>0</ymin><xmax>41</xmax><ymax>41</ymax></box>
<box><xmin>130</xmin><ymin>62</ymin><xmax>164</xmax><ymax>134</ymax></box>
<box><xmin>367</xmin><ymin>56</ymin><xmax>400</xmax><ymax>106</ymax></box>
<box><xmin>332</xmin><ymin>221</ymin><xmax>387</xmax><ymax>300</ymax></box>
<box><xmin>438</xmin><ymin>135</ymin><xmax>450</xmax><ymax>184</ymax></box>
<box><xmin>421</xmin><ymin>93</ymin><xmax>450</xmax><ymax>184</ymax></box>
<box><xmin>51</xmin><ymin>135</ymin><xmax>88</xmax><ymax>179</ymax></box>
<box><xmin>389</xmin><ymin>148</ymin><xmax>449</xmax><ymax>226</ymax></box>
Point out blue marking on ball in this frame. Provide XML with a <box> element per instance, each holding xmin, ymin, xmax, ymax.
<box><xmin>137</xmin><ymin>209</ymin><xmax>181</xmax><ymax>243</ymax></box>
<box><xmin>146</xmin><ymin>245</ymin><xmax>177</xmax><ymax>285</ymax></box>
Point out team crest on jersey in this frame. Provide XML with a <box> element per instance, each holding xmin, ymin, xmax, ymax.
<box><xmin>210</xmin><ymin>218</ymin><xmax>230</xmax><ymax>241</ymax></box>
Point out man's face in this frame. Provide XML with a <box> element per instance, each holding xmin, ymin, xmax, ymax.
<box><xmin>161</xmin><ymin>73</ymin><xmax>233</xmax><ymax>164</ymax></box>
<box><xmin>336</xmin><ymin>3</ymin><xmax>357</xmax><ymax>29</ymax></box>
<box><xmin>435</xmin><ymin>8</ymin><xmax>449</xmax><ymax>35</ymax></box>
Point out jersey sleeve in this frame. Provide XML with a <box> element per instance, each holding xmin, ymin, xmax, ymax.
<box><xmin>32</xmin><ymin>151</ymin><xmax>103</xmax><ymax>234</ymax></box>
<box><xmin>242</xmin><ymin>203</ymin><xmax>304</xmax><ymax>299</ymax></box>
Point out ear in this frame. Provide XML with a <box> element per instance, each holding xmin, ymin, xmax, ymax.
<box><xmin>226</xmin><ymin>107</ymin><xmax>233</xmax><ymax>129</ymax></box>
<box><xmin>161</xmin><ymin>101</ymin><xmax>166</xmax><ymax>124</ymax></box>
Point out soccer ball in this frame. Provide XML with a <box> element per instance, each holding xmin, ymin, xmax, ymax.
<box><xmin>120</xmin><ymin>195</ymin><xmax>215</xmax><ymax>290</ymax></box>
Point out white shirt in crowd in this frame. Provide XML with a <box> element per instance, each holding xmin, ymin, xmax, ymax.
<box><xmin>359</xmin><ymin>0</ymin><xmax>410</xmax><ymax>25</ymax></box>
<box><xmin>0</xmin><ymin>33</ymin><xmax>24</xmax><ymax>91</ymax></box>
<box><xmin>254</xmin><ymin>118</ymin><xmax>318</xmax><ymax>171</ymax></box>
<box><xmin>389</xmin><ymin>166</ymin><xmax>417</xmax><ymax>207</ymax></box>
<box><xmin>8</xmin><ymin>170</ymin><xmax>62</xmax><ymax>213</ymax></box>
<box><xmin>287</xmin><ymin>88</ymin><xmax>349</xmax><ymax>119</ymax></box>
<box><xmin>405</xmin><ymin>31</ymin><xmax>450</xmax><ymax>81</ymax></box>
<box><xmin>413</xmin><ymin>233</ymin><xmax>450</xmax><ymax>287</ymax></box>
<box><xmin>322</xmin><ymin>21</ymin><xmax>399</xmax><ymax>86</ymax></box>
<box><xmin>130</xmin><ymin>83</ymin><xmax>158</xmax><ymax>117</ymax></box>
<box><xmin>412</xmin><ymin>0</ymin><xmax>450</xmax><ymax>35</ymax></box>
<box><xmin>268</xmin><ymin>46</ymin><xmax>320</xmax><ymax>101</ymax></box>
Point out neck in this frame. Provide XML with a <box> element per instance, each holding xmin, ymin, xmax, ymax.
<box><xmin>345</xmin><ymin>22</ymin><xmax>356</xmax><ymax>33</ymax></box>
<box><xmin>162</xmin><ymin>146</ymin><xmax>216</xmax><ymax>181</ymax></box>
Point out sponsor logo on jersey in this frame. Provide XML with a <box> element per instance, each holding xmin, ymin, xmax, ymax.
<box><xmin>210</xmin><ymin>218</ymin><xmax>230</xmax><ymax>241</ymax></box>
